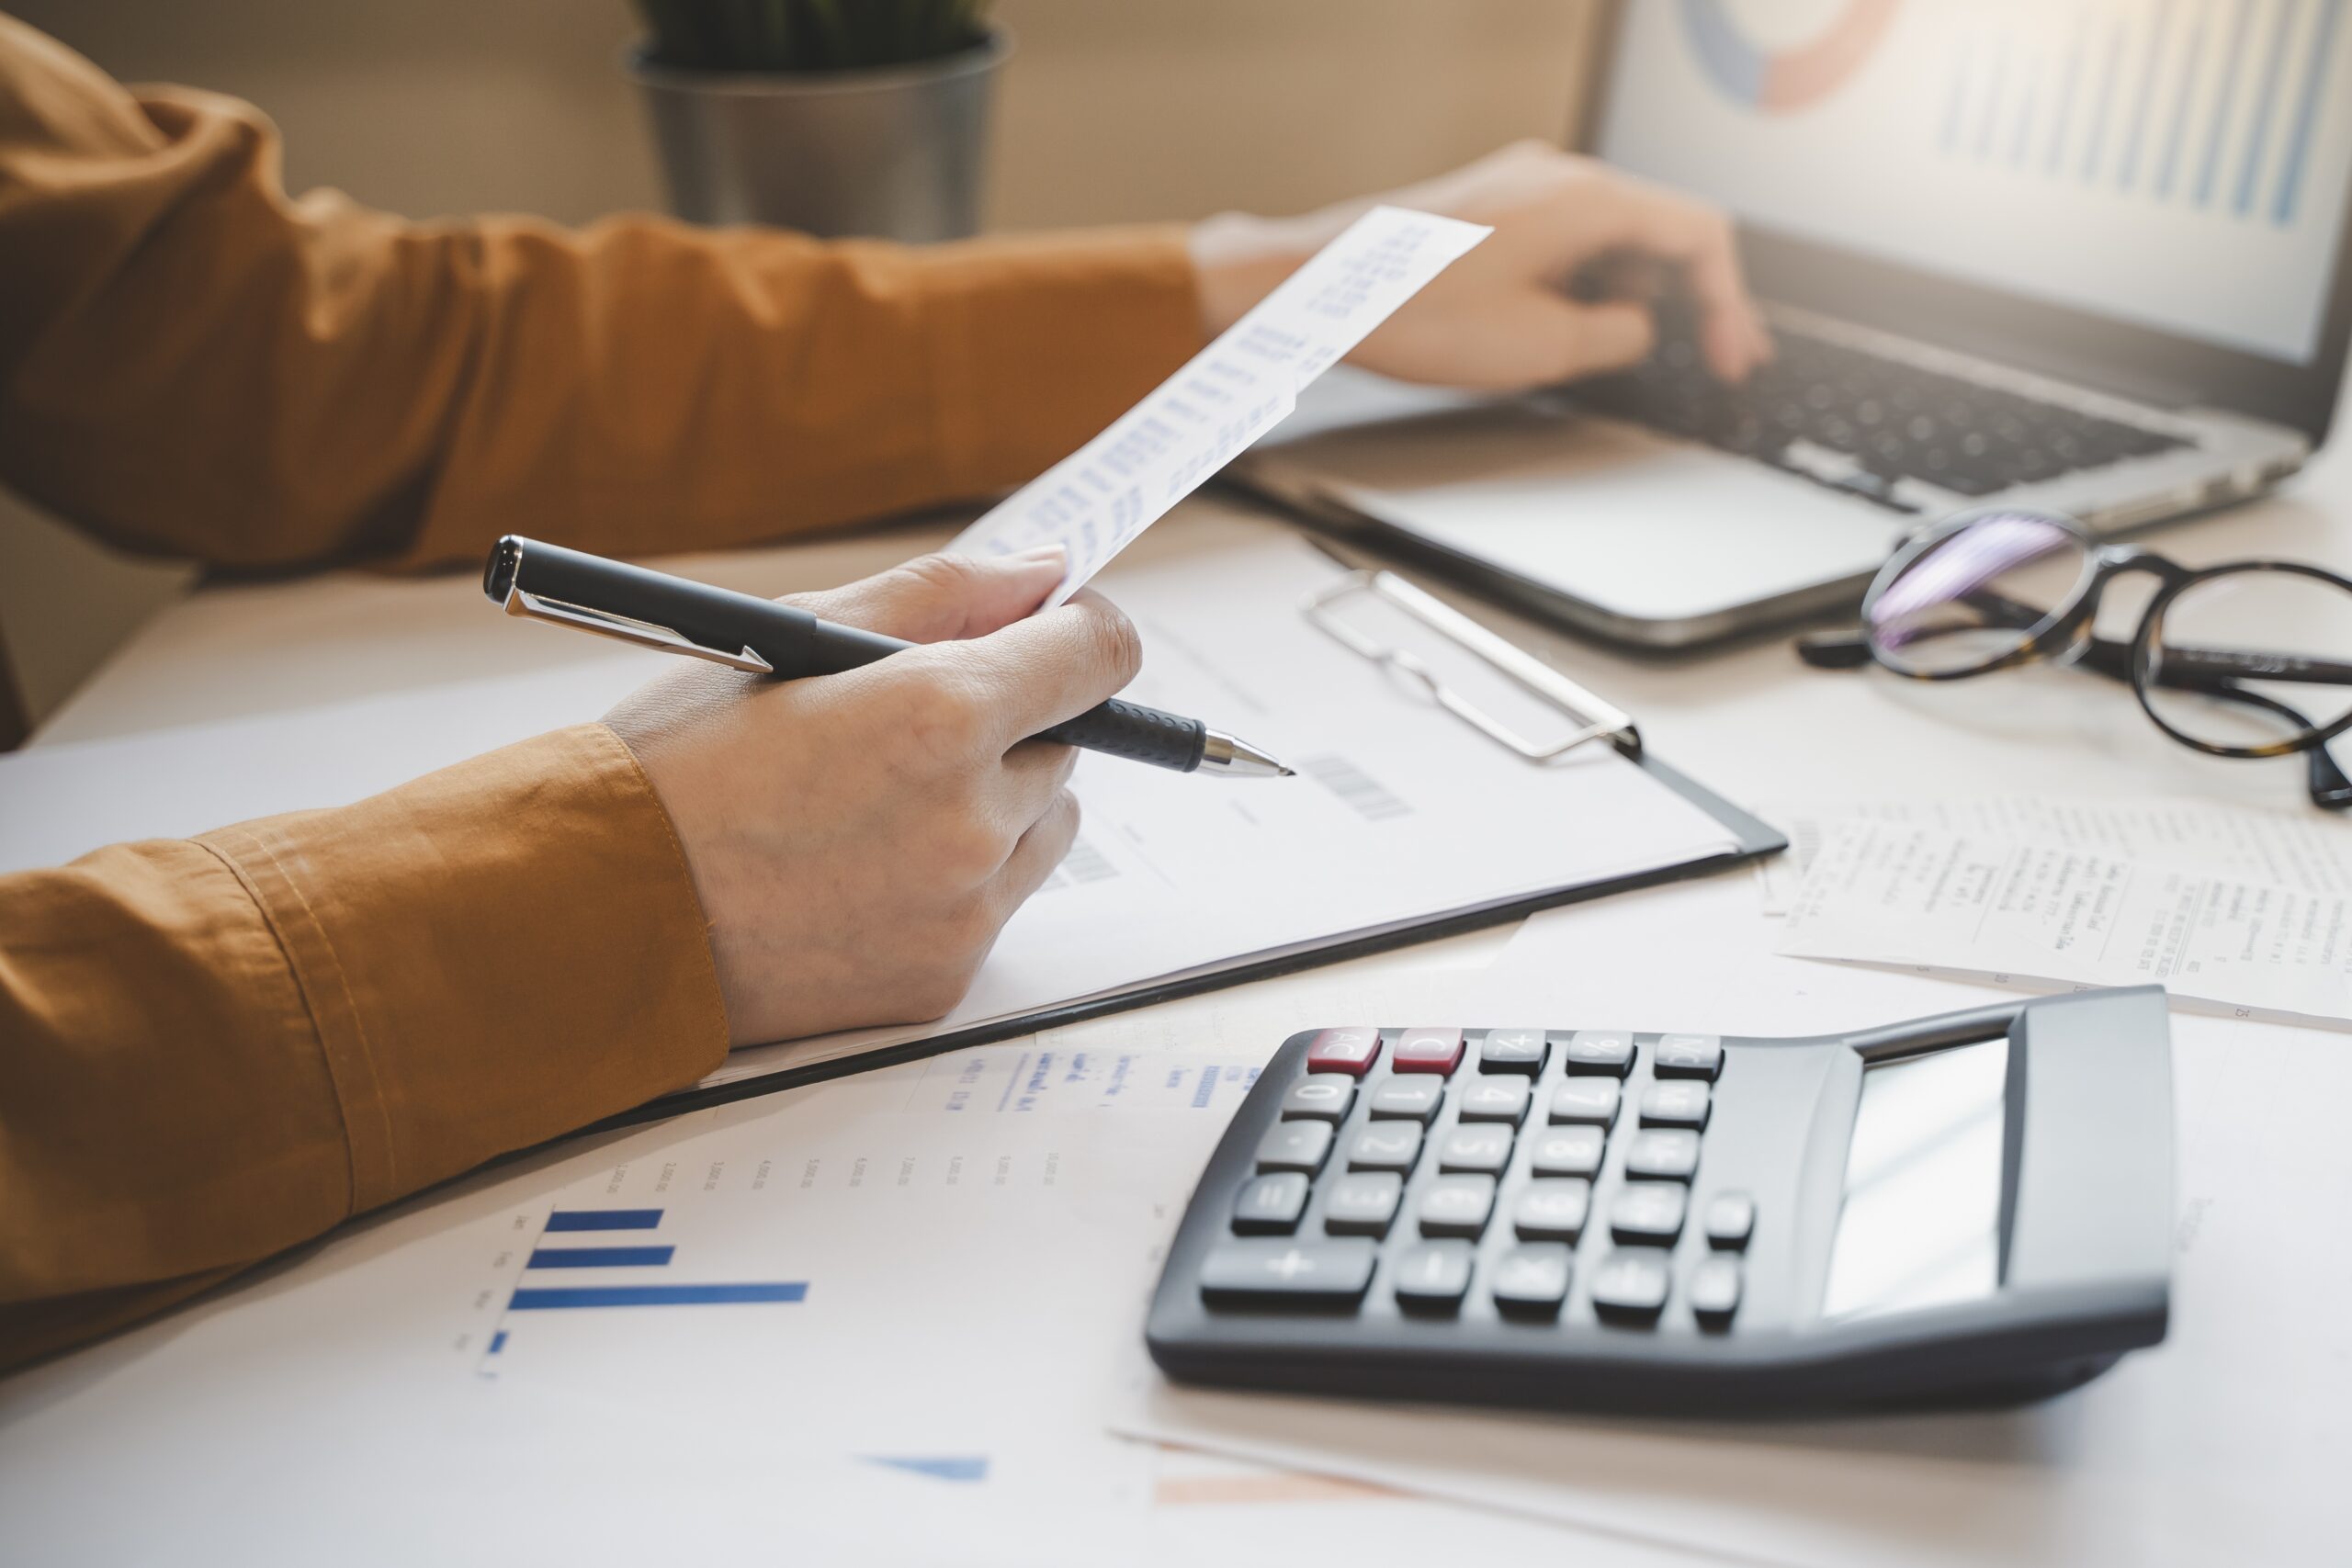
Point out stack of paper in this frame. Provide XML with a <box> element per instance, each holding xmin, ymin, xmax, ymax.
<box><xmin>1758</xmin><ymin>793</ymin><xmax>2352</xmax><ymax>1030</ymax></box>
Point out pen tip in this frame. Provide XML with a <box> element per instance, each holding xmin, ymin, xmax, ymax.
<box><xmin>1277</xmin><ymin>765</ymin><xmax>1296</xmax><ymax>778</ymax></box>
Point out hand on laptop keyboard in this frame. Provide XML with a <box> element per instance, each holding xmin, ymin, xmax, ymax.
<box><xmin>1564</xmin><ymin>297</ymin><xmax>2189</xmax><ymax>511</ymax></box>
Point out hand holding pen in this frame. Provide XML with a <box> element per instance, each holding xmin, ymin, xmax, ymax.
<box><xmin>488</xmin><ymin>536</ymin><xmax>1291</xmax><ymax>777</ymax></box>
<box><xmin>486</xmin><ymin>542</ymin><xmax>1289</xmax><ymax>1048</ymax></box>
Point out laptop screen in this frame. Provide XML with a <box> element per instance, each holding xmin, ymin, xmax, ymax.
<box><xmin>1596</xmin><ymin>0</ymin><xmax>2352</xmax><ymax>367</ymax></box>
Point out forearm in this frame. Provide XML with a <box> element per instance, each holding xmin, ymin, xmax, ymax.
<box><xmin>0</xmin><ymin>17</ymin><xmax>1204</xmax><ymax>576</ymax></box>
<box><xmin>0</xmin><ymin>725</ymin><xmax>729</xmax><ymax>1371</ymax></box>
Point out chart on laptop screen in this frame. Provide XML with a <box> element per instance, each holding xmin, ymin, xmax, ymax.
<box><xmin>1600</xmin><ymin>0</ymin><xmax>2352</xmax><ymax>365</ymax></box>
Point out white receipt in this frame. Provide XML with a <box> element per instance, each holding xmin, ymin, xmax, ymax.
<box><xmin>1753</xmin><ymin>792</ymin><xmax>2352</xmax><ymax>916</ymax></box>
<box><xmin>947</xmin><ymin>205</ymin><xmax>1487</xmax><ymax>604</ymax></box>
<box><xmin>1777</xmin><ymin>818</ymin><xmax>2352</xmax><ymax>1029</ymax></box>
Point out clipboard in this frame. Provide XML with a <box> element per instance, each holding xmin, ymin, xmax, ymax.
<box><xmin>628</xmin><ymin>536</ymin><xmax>1783</xmax><ymax>1127</ymax></box>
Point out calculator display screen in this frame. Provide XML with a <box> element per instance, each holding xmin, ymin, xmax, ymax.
<box><xmin>1821</xmin><ymin>1039</ymin><xmax>2008</xmax><ymax>1321</ymax></box>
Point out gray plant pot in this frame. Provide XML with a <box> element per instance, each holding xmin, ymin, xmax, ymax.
<box><xmin>628</xmin><ymin>29</ymin><xmax>1006</xmax><ymax>242</ymax></box>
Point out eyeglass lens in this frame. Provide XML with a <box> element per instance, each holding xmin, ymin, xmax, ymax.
<box><xmin>1864</xmin><ymin>513</ymin><xmax>2090</xmax><ymax>676</ymax></box>
<box><xmin>2141</xmin><ymin>567</ymin><xmax>2352</xmax><ymax>751</ymax></box>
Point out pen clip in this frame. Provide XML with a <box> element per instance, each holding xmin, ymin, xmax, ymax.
<box><xmin>1303</xmin><ymin>570</ymin><xmax>1639</xmax><ymax>762</ymax></box>
<box><xmin>501</xmin><ymin>585</ymin><xmax>775</xmax><ymax>674</ymax></box>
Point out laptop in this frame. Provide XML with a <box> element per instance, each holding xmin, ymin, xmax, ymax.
<box><xmin>1234</xmin><ymin>0</ymin><xmax>2352</xmax><ymax>649</ymax></box>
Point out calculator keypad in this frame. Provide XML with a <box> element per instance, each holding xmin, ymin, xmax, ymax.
<box><xmin>1256</xmin><ymin>1120</ymin><xmax>1333</xmax><ymax>1175</ymax></box>
<box><xmin>1624</xmin><ymin>1128</ymin><xmax>1702</xmax><ymax>1182</ymax></box>
<box><xmin>1393</xmin><ymin>1027</ymin><xmax>1466</xmax><ymax>1075</ymax></box>
<box><xmin>1547</xmin><ymin>1078</ymin><xmax>1621</xmax><ymax>1127</ymax></box>
<box><xmin>1281</xmin><ymin>1075</ymin><xmax>1358</xmax><ymax>1122</ymax></box>
<box><xmin>1368</xmin><ymin>1078</ymin><xmax>1444</xmax><ymax>1122</ymax></box>
<box><xmin>1562</xmin><ymin>1031</ymin><xmax>1636</xmax><ymax>1077</ymax></box>
<box><xmin>1212</xmin><ymin>1027</ymin><xmax>1760</xmax><ymax>1336</ymax></box>
<box><xmin>1703</xmin><ymin>1191</ymin><xmax>1755</xmax><ymax>1251</ymax></box>
<box><xmin>1348</xmin><ymin>1123</ymin><xmax>1423</xmax><ymax>1173</ymax></box>
<box><xmin>1200</xmin><ymin>1238</ymin><xmax>1376</xmax><ymax>1304</ymax></box>
<box><xmin>1418</xmin><ymin>1175</ymin><xmax>1497</xmax><ymax>1238</ymax></box>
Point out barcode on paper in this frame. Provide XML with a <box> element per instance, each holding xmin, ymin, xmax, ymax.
<box><xmin>1300</xmin><ymin>754</ymin><xmax>1411</xmax><ymax>821</ymax></box>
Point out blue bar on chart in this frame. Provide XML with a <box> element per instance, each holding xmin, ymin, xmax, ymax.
<box><xmin>488</xmin><ymin>1331</ymin><xmax>508</xmax><ymax>1355</ymax></box>
<box><xmin>526</xmin><ymin>1246</ymin><xmax>676</xmax><ymax>1269</ymax></box>
<box><xmin>508</xmin><ymin>1283</ymin><xmax>808</xmax><ymax>1310</ymax></box>
<box><xmin>543</xmin><ymin>1209</ymin><xmax>663</xmax><ymax>1233</ymax></box>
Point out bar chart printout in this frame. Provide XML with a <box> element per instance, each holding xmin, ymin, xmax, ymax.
<box><xmin>481</xmin><ymin>1208</ymin><xmax>806</xmax><ymax>1369</ymax></box>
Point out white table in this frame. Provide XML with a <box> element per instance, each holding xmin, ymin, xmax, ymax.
<box><xmin>8</xmin><ymin>441</ymin><xmax>2351</xmax><ymax>1566</ymax></box>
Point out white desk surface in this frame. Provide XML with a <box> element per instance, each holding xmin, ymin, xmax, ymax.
<box><xmin>9</xmin><ymin>438</ymin><xmax>2352</xmax><ymax>1566</ymax></box>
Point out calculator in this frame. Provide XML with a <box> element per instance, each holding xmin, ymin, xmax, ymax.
<box><xmin>1147</xmin><ymin>987</ymin><xmax>2174</xmax><ymax>1416</ymax></box>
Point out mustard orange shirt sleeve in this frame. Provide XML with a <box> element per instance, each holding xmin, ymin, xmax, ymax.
<box><xmin>0</xmin><ymin>15</ymin><xmax>1204</xmax><ymax>1372</ymax></box>
<box><xmin>0</xmin><ymin>15</ymin><xmax>1202</xmax><ymax>572</ymax></box>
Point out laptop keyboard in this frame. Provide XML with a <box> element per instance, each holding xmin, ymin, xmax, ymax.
<box><xmin>1563</xmin><ymin>319</ymin><xmax>2192</xmax><ymax>511</ymax></box>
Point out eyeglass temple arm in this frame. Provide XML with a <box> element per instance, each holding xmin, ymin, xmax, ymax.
<box><xmin>1804</xmin><ymin>588</ymin><xmax>2352</xmax><ymax>688</ymax></box>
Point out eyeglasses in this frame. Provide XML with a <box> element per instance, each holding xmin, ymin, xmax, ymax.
<box><xmin>1797</xmin><ymin>509</ymin><xmax>2352</xmax><ymax>810</ymax></box>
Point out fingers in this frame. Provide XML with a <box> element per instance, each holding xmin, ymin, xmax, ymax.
<box><xmin>990</xmin><ymin>739</ymin><xmax>1080</xmax><ymax>837</ymax></box>
<box><xmin>987</xmin><ymin>788</ymin><xmax>1083</xmax><ymax>910</ymax></box>
<box><xmin>789</xmin><ymin>545</ymin><xmax>1069</xmax><ymax>644</ymax></box>
<box><xmin>944</xmin><ymin>589</ymin><xmax>1147</xmax><ymax>752</ymax></box>
<box><xmin>1586</xmin><ymin>180</ymin><xmax>1772</xmax><ymax>381</ymax></box>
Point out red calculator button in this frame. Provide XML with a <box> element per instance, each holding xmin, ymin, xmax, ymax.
<box><xmin>1306</xmin><ymin>1027</ymin><xmax>1383</xmax><ymax>1077</ymax></box>
<box><xmin>1392</xmin><ymin>1028</ymin><xmax>1464</xmax><ymax>1076</ymax></box>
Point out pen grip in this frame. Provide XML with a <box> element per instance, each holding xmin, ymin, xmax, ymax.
<box><xmin>1041</xmin><ymin>699</ymin><xmax>1208</xmax><ymax>773</ymax></box>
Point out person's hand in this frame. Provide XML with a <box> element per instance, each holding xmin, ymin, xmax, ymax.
<box><xmin>603</xmin><ymin>547</ymin><xmax>1140</xmax><ymax>1048</ymax></box>
<box><xmin>1189</xmin><ymin>140</ymin><xmax>1772</xmax><ymax>392</ymax></box>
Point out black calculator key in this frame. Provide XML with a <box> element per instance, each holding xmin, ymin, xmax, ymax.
<box><xmin>1703</xmin><ymin>1192</ymin><xmax>1756</xmax><ymax>1251</ymax></box>
<box><xmin>1654</xmin><ymin>1033</ymin><xmax>1723</xmax><ymax>1080</ymax></box>
<box><xmin>1491</xmin><ymin>1243</ymin><xmax>1574</xmax><ymax>1318</ymax></box>
<box><xmin>1562</xmin><ymin>1030</ymin><xmax>1636</xmax><ymax>1077</ymax></box>
<box><xmin>1528</xmin><ymin>1124</ymin><xmax>1607</xmax><ymax>1178</ymax></box>
<box><xmin>1511</xmin><ymin>1178</ymin><xmax>1591</xmax><ymax>1242</ymax></box>
<box><xmin>1347</xmin><ymin>1122</ymin><xmax>1424</xmax><ymax>1173</ymax></box>
<box><xmin>1305</xmin><ymin>1027</ymin><xmax>1382</xmax><ymax>1077</ymax></box>
<box><xmin>1639</xmin><ymin>1081</ymin><xmax>1712</xmax><ymax>1130</ymax></box>
<box><xmin>1437</xmin><ymin>1124</ymin><xmax>1513</xmax><ymax>1174</ymax></box>
<box><xmin>1624</xmin><ymin>1128</ymin><xmax>1701</xmax><ymax>1182</ymax></box>
<box><xmin>1547</xmin><ymin>1078</ymin><xmax>1621</xmax><ymax>1127</ymax></box>
<box><xmin>1393</xmin><ymin>1239</ymin><xmax>1476</xmax><ymax>1312</ymax></box>
<box><xmin>1232</xmin><ymin>1172</ymin><xmax>1310</xmax><ymax>1235</ymax></box>
<box><xmin>1457</xmin><ymin>1077</ymin><xmax>1532</xmax><ymax>1125</ymax></box>
<box><xmin>1610</xmin><ymin>1182</ymin><xmax>1688</xmax><ymax>1244</ymax></box>
<box><xmin>1478</xmin><ymin>1028</ymin><xmax>1548</xmax><ymax>1075</ymax></box>
<box><xmin>1368</xmin><ymin>1077</ymin><xmax>1445</xmax><ymax>1122</ymax></box>
<box><xmin>1200</xmin><ymin>1239</ymin><xmax>1376</xmax><ymax>1307</ymax></box>
<box><xmin>1590</xmin><ymin>1248</ymin><xmax>1673</xmax><ymax>1323</ymax></box>
<box><xmin>1323</xmin><ymin>1171</ymin><xmax>1404</xmax><ymax>1237</ymax></box>
<box><xmin>1392</xmin><ymin>1027</ymin><xmax>1465</xmax><ymax>1076</ymax></box>
<box><xmin>1257</xmin><ymin>1120</ymin><xmax>1334</xmax><ymax>1175</ymax></box>
<box><xmin>1690</xmin><ymin>1255</ymin><xmax>1742</xmax><ymax>1327</ymax></box>
<box><xmin>1418</xmin><ymin>1174</ymin><xmax>1498</xmax><ymax>1238</ymax></box>
<box><xmin>1280</xmin><ymin>1074</ymin><xmax>1357</xmax><ymax>1122</ymax></box>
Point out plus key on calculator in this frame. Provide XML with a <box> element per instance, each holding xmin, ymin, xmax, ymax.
<box><xmin>1146</xmin><ymin>992</ymin><xmax>2177</xmax><ymax>1417</ymax></box>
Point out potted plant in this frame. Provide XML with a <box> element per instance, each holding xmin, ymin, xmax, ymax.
<box><xmin>627</xmin><ymin>0</ymin><xmax>1003</xmax><ymax>242</ymax></box>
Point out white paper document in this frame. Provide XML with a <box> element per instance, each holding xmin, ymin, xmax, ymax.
<box><xmin>716</xmin><ymin>516</ymin><xmax>1743</xmax><ymax>1087</ymax></box>
<box><xmin>948</xmin><ymin>206</ymin><xmax>1487</xmax><ymax>604</ymax></box>
<box><xmin>1753</xmin><ymin>792</ymin><xmax>2352</xmax><ymax>916</ymax></box>
<box><xmin>1776</xmin><ymin>817</ymin><xmax>2352</xmax><ymax>1029</ymax></box>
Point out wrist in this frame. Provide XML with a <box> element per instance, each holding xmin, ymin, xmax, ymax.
<box><xmin>1186</xmin><ymin>210</ymin><xmax>1317</xmax><ymax>337</ymax></box>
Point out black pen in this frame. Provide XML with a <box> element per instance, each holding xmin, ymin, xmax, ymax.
<box><xmin>482</xmin><ymin>536</ymin><xmax>1294</xmax><ymax>778</ymax></box>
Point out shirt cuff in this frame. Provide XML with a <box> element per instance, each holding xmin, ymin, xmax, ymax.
<box><xmin>197</xmin><ymin>723</ymin><xmax>729</xmax><ymax>1211</ymax></box>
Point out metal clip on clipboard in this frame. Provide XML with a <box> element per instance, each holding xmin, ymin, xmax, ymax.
<box><xmin>1303</xmin><ymin>570</ymin><xmax>1643</xmax><ymax>762</ymax></box>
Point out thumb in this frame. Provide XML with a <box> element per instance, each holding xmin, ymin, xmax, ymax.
<box><xmin>789</xmin><ymin>545</ymin><xmax>1068</xmax><ymax>643</ymax></box>
<box><xmin>1536</xmin><ymin>298</ymin><xmax>1657</xmax><ymax>383</ymax></box>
